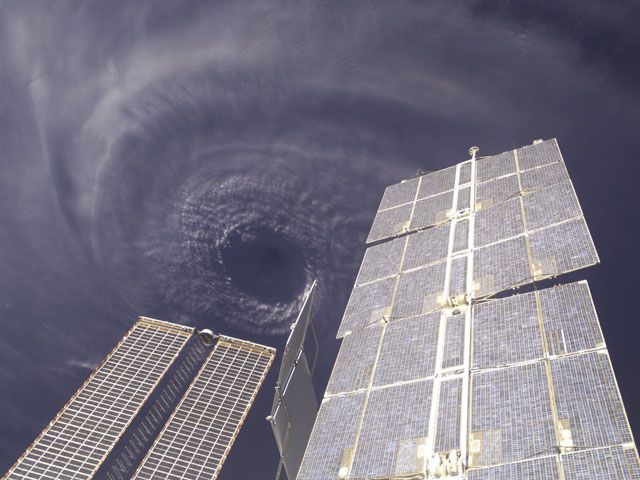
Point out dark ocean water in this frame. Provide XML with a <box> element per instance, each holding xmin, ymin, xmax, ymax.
<box><xmin>1</xmin><ymin>1</ymin><xmax>639</xmax><ymax>477</ymax></box>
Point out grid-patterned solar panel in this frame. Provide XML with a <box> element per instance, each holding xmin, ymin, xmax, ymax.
<box><xmin>402</xmin><ymin>223</ymin><xmax>450</xmax><ymax>271</ymax></box>
<box><xmin>378</xmin><ymin>178</ymin><xmax>419</xmax><ymax>211</ymax></box>
<box><xmin>523</xmin><ymin>181</ymin><xmax>581</xmax><ymax>231</ymax></box>
<box><xmin>417</xmin><ymin>165</ymin><xmax>456</xmax><ymax>199</ymax></box>
<box><xmin>338</xmin><ymin>276</ymin><xmax>396</xmax><ymax>338</ymax></box>
<box><xmin>474</xmin><ymin>197</ymin><xmax>524</xmax><ymax>247</ymax></box>
<box><xmin>434</xmin><ymin>377</ymin><xmax>463</xmax><ymax>453</ymax></box>
<box><xmin>476</xmin><ymin>151</ymin><xmax>516</xmax><ymax>182</ymax></box>
<box><xmin>473</xmin><ymin>235</ymin><xmax>531</xmax><ymax>297</ymax></box>
<box><xmin>517</xmin><ymin>138</ymin><xmax>562</xmax><ymax>170</ymax></box>
<box><xmin>467</xmin><ymin>455</ymin><xmax>560</xmax><ymax>480</ymax></box>
<box><xmin>393</xmin><ymin>261</ymin><xmax>447</xmax><ymax>318</ymax></box>
<box><xmin>132</xmin><ymin>337</ymin><xmax>274</xmax><ymax>480</ymax></box>
<box><xmin>355</xmin><ymin>236</ymin><xmax>405</xmax><ymax>286</ymax></box>
<box><xmin>561</xmin><ymin>445</ymin><xmax>640</xmax><ymax>479</ymax></box>
<box><xmin>367</xmin><ymin>203</ymin><xmax>413</xmax><ymax>244</ymax></box>
<box><xmin>5</xmin><ymin>318</ymin><xmax>192</xmax><ymax>480</ymax></box>
<box><xmin>475</xmin><ymin>174</ymin><xmax>520</xmax><ymax>210</ymax></box>
<box><xmin>410</xmin><ymin>190</ymin><xmax>454</xmax><ymax>231</ymax></box>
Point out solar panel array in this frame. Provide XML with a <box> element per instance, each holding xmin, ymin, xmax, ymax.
<box><xmin>298</xmin><ymin>139</ymin><xmax>640</xmax><ymax>479</ymax></box>
<box><xmin>5</xmin><ymin>317</ymin><xmax>193</xmax><ymax>480</ymax></box>
<box><xmin>132</xmin><ymin>337</ymin><xmax>274</xmax><ymax>480</ymax></box>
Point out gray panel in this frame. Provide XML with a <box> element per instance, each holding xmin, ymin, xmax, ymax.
<box><xmin>417</xmin><ymin>165</ymin><xmax>456</xmax><ymax>199</ymax></box>
<box><xmin>410</xmin><ymin>191</ymin><xmax>454</xmax><ymax>230</ymax></box>
<box><xmin>459</xmin><ymin>161</ymin><xmax>472</xmax><ymax>185</ymax></box>
<box><xmin>379</xmin><ymin>177</ymin><xmax>419</xmax><ymax>211</ymax></box>
<box><xmin>475</xmin><ymin>174</ymin><xmax>520</xmax><ymax>210</ymax></box>
<box><xmin>529</xmin><ymin>217</ymin><xmax>598</xmax><ymax>279</ymax></box>
<box><xmin>467</xmin><ymin>456</ymin><xmax>560</xmax><ymax>480</ymax></box>
<box><xmin>350</xmin><ymin>380</ymin><xmax>433</xmax><ymax>479</ymax></box>
<box><xmin>273</xmin><ymin>355</ymin><xmax>319</xmax><ymax>480</ymax></box>
<box><xmin>326</xmin><ymin>326</ymin><xmax>382</xmax><ymax>396</ymax></box>
<box><xmin>456</xmin><ymin>186</ymin><xmax>471</xmax><ymax>211</ymax></box>
<box><xmin>476</xmin><ymin>151</ymin><xmax>516</xmax><ymax>182</ymax></box>
<box><xmin>561</xmin><ymin>445</ymin><xmax>640</xmax><ymax>480</ymax></box>
<box><xmin>523</xmin><ymin>181</ymin><xmax>581</xmax><ymax>232</ymax></box>
<box><xmin>279</xmin><ymin>282</ymin><xmax>315</xmax><ymax>386</ymax></box>
<box><xmin>338</xmin><ymin>276</ymin><xmax>396</xmax><ymax>338</ymax></box>
<box><xmin>434</xmin><ymin>378</ymin><xmax>463</xmax><ymax>453</ymax></box>
<box><xmin>393</xmin><ymin>261</ymin><xmax>447</xmax><ymax>318</ymax></box>
<box><xmin>472</xmin><ymin>291</ymin><xmax>543</xmax><ymax>369</ymax></box>
<box><xmin>474</xmin><ymin>197</ymin><xmax>524</xmax><ymax>247</ymax></box>
<box><xmin>356</xmin><ymin>236</ymin><xmax>405</xmax><ymax>286</ymax></box>
<box><xmin>518</xmin><ymin>138</ymin><xmax>562</xmax><ymax>171</ymax></box>
<box><xmin>367</xmin><ymin>203</ymin><xmax>413</xmax><ymax>244</ymax></box>
<box><xmin>373</xmin><ymin>313</ymin><xmax>440</xmax><ymax>387</ymax></box>
<box><xmin>552</xmin><ymin>352</ymin><xmax>633</xmax><ymax>448</ymax></box>
<box><xmin>473</xmin><ymin>235</ymin><xmax>531</xmax><ymax>298</ymax></box>
<box><xmin>402</xmin><ymin>222</ymin><xmax>450</xmax><ymax>271</ymax></box>
<box><xmin>520</xmin><ymin>161</ymin><xmax>570</xmax><ymax>191</ymax></box>
<box><xmin>453</xmin><ymin>220</ymin><xmax>469</xmax><ymax>253</ymax></box>
<box><xmin>540</xmin><ymin>282</ymin><xmax>604</xmax><ymax>356</ymax></box>
<box><xmin>470</xmin><ymin>362</ymin><xmax>555</xmax><ymax>467</ymax></box>
<box><xmin>448</xmin><ymin>255</ymin><xmax>467</xmax><ymax>297</ymax></box>
<box><xmin>297</xmin><ymin>393</ymin><xmax>365</xmax><ymax>480</ymax></box>
<box><xmin>441</xmin><ymin>313</ymin><xmax>465</xmax><ymax>369</ymax></box>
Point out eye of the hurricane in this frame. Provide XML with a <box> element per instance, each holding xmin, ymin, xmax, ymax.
<box><xmin>219</xmin><ymin>226</ymin><xmax>306</xmax><ymax>303</ymax></box>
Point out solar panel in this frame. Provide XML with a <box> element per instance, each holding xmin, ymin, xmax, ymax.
<box><xmin>417</xmin><ymin>165</ymin><xmax>456</xmax><ymax>199</ymax></box>
<box><xmin>402</xmin><ymin>222</ymin><xmax>450</xmax><ymax>271</ymax></box>
<box><xmin>529</xmin><ymin>217</ymin><xmax>599</xmax><ymax>279</ymax></box>
<box><xmin>539</xmin><ymin>281</ymin><xmax>604</xmax><ymax>355</ymax></box>
<box><xmin>410</xmin><ymin>190</ymin><xmax>454</xmax><ymax>231</ymax></box>
<box><xmin>474</xmin><ymin>197</ymin><xmax>524</xmax><ymax>248</ymax></box>
<box><xmin>517</xmin><ymin>138</ymin><xmax>562</xmax><ymax>170</ymax></box>
<box><xmin>366</xmin><ymin>203</ymin><xmax>413</xmax><ymax>244</ymax></box>
<box><xmin>476</xmin><ymin>151</ymin><xmax>516</xmax><ymax>182</ymax></box>
<box><xmin>349</xmin><ymin>380</ymin><xmax>433</xmax><ymax>479</ymax></box>
<box><xmin>469</xmin><ymin>361</ymin><xmax>556</xmax><ymax>467</ymax></box>
<box><xmin>472</xmin><ymin>291</ymin><xmax>543</xmax><ymax>369</ymax></box>
<box><xmin>434</xmin><ymin>377</ymin><xmax>463</xmax><ymax>453</ymax></box>
<box><xmin>561</xmin><ymin>445</ymin><xmax>640</xmax><ymax>479</ymax></box>
<box><xmin>5</xmin><ymin>318</ymin><xmax>192</xmax><ymax>480</ymax></box>
<box><xmin>132</xmin><ymin>337</ymin><xmax>274</xmax><ymax>480</ymax></box>
<box><xmin>321</xmin><ymin>138</ymin><xmax>634</xmax><ymax>480</ymax></box>
<box><xmin>467</xmin><ymin>455</ymin><xmax>560</xmax><ymax>480</ymax></box>
<box><xmin>378</xmin><ymin>177</ymin><xmax>419</xmax><ymax>211</ymax></box>
<box><xmin>373</xmin><ymin>313</ymin><xmax>440</xmax><ymax>387</ymax></box>
<box><xmin>296</xmin><ymin>393</ymin><xmax>366</xmax><ymax>480</ymax></box>
<box><xmin>325</xmin><ymin>326</ymin><xmax>382</xmax><ymax>396</ymax></box>
<box><xmin>355</xmin><ymin>236</ymin><xmax>405</xmax><ymax>286</ymax></box>
<box><xmin>551</xmin><ymin>351</ymin><xmax>633</xmax><ymax>449</ymax></box>
<box><xmin>473</xmin><ymin>235</ymin><xmax>531</xmax><ymax>298</ymax></box>
<box><xmin>393</xmin><ymin>261</ymin><xmax>447</xmax><ymax>318</ymax></box>
<box><xmin>338</xmin><ymin>276</ymin><xmax>396</xmax><ymax>338</ymax></box>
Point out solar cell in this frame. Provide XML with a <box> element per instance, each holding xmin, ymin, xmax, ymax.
<box><xmin>551</xmin><ymin>351</ymin><xmax>633</xmax><ymax>449</ymax></box>
<box><xmin>561</xmin><ymin>445</ymin><xmax>640</xmax><ymax>480</ymax></box>
<box><xmin>517</xmin><ymin>138</ymin><xmax>562</xmax><ymax>171</ymax></box>
<box><xmin>529</xmin><ymin>217</ymin><xmax>598</xmax><ymax>279</ymax></box>
<box><xmin>476</xmin><ymin>151</ymin><xmax>516</xmax><ymax>183</ymax></box>
<box><xmin>448</xmin><ymin>255</ymin><xmax>467</xmax><ymax>298</ymax></box>
<box><xmin>402</xmin><ymin>222</ymin><xmax>450</xmax><ymax>271</ymax></box>
<box><xmin>350</xmin><ymin>380</ymin><xmax>433</xmax><ymax>479</ymax></box>
<box><xmin>355</xmin><ymin>236</ymin><xmax>405</xmax><ymax>286</ymax></box>
<box><xmin>326</xmin><ymin>326</ymin><xmax>382</xmax><ymax>396</ymax></box>
<box><xmin>467</xmin><ymin>455</ymin><xmax>560</xmax><ymax>480</ymax></box>
<box><xmin>410</xmin><ymin>191</ymin><xmax>454</xmax><ymax>231</ymax></box>
<box><xmin>473</xmin><ymin>235</ymin><xmax>531</xmax><ymax>298</ymax></box>
<box><xmin>296</xmin><ymin>393</ymin><xmax>366</xmax><ymax>480</ymax></box>
<box><xmin>5</xmin><ymin>318</ymin><xmax>192</xmax><ymax>480</ymax></box>
<box><xmin>474</xmin><ymin>197</ymin><xmax>524</xmax><ymax>247</ymax></box>
<box><xmin>459</xmin><ymin>161</ymin><xmax>472</xmax><ymax>185</ymax></box>
<box><xmin>417</xmin><ymin>165</ymin><xmax>456</xmax><ymax>199</ymax></box>
<box><xmin>337</xmin><ymin>276</ymin><xmax>396</xmax><ymax>338</ymax></box>
<box><xmin>132</xmin><ymin>338</ymin><xmax>274</xmax><ymax>480</ymax></box>
<box><xmin>373</xmin><ymin>313</ymin><xmax>440</xmax><ymax>387</ymax></box>
<box><xmin>456</xmin><ymin>186</ymin><xmax>471</xmax><ymax>211</ymax></box>
<box><xmin>452</xmin><ymin>220</ymin><xmax>469</xmax><ymax>253</ymax></box>
<box><xmin>378</xmin><ymin>177</ymin><xmax>419</xmax><ymax>211</ymax></box>
<box><xmin>470</xmin><ymin>362</ymin><xmax>555</xmax><ymax>467</ymax></box>
<box><xmin>472</xmin><ymin>291</ymin><xmax>543</xmax><ymax>369</ymax></box>
<box><xmin>367</xmin><ymin>203</ymin><xmax>413</xmax><ymax>244</ymax></box>
<box><xmin>393</xmin><ymin>261</ymin><xmax>447</xmax><ymax>318</ymax></box>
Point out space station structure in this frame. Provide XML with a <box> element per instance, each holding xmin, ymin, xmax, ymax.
<box><xmin>297</xmin><ymin>139</ymin><xmax>640</xmax><ymax>479</ymax></box>
<box><xmin>4</xmin><ymin>317</ymin><xmax>275</xmax><ymax>480</ymax></box>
